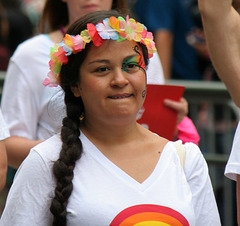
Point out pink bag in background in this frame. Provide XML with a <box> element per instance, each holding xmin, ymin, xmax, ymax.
<box><xmin>177</xmin><ymin>116</ymin><xmax>200</xmax><ymax>145</ymax></box>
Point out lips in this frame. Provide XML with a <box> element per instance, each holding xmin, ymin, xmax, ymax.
<box><xmin>83</xmin><ymin>4</ymin><xmax>98</xmax><ymax>11</ymax></box>
<box><xmin>108</xmin><ymin>94</ymin><xmax>133</xmax><ymax>99</ymax></box>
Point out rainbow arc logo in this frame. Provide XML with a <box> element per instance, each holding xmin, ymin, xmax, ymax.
<box><xmin>110</xmin><ymin>204</ymin><xmax>189</xmax><ymax>226</ymax></box>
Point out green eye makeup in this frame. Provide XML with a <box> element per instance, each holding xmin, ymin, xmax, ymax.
<box><xmin>121</xmin><ymin>55</ymin><xmax>146</xmax><ymax>72</ymax></box>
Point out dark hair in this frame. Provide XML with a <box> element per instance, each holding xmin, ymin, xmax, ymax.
<box><xmin>50</xmin><ymin>10</ymin><xmax>149</xmax><ymax>226</ymax></box>
<box><xmin>40</xmin><ymin>0</ymin><xmax>129</xmax><ymax>33</ymax></box>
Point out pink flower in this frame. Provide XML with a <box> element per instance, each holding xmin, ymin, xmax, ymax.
<box><xmin>43</xmin><ymin>71</ymin><xmax>59</xmax><ymax>87</ymax></box>
<box><xmin>72</xmin><ymin>35</ymin><xmax>84</xmax><ymax>52</ymax></box>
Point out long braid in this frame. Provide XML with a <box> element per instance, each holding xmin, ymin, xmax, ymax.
<box><xmin>50</xmin><ymin>89</ymin><xmax>83</xmax><ymax>226</ymax></box>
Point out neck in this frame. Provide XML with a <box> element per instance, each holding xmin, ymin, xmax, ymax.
<box><xmin>80</xmin><ymin>119</ymin><xmax>154</xmax><ymax>163</ymax></box>
<box><xmin>48</xmin><ymin>25</ymin><xmax>69</xmax><ymax>43</ymax></box>
<box><xmin>80</xmin><ymin>118</ymin><xmax>142</xmax><ymax>146</ymax></box>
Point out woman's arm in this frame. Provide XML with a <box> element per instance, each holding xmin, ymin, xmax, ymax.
<box><xmin>185</xmin><ymin>143</ymin><xmax>221</xmax><ymax>225</ymax></box>
<box><xmin>0</xmin><ymin>140</ymin><xmax>8</xmax><ymax>191</ymax></box>
<box><xmin>199</xmin><ymin>1</ymin><xmax>240</xmax><ymax>223</ymax></box>
<box><xmin>199</xmin><ymin>0</ymin><xmax>240</xmax><ymax>107</ymax></box>
<box><xmin>1</xmin><ymin>49</ymin><xmax>44</xmax><ymax>169</ymax></box>
<box><xmin>5</xmin><ymin>136</ymin><xmax>42</xmax><ymax>169</ymax></box>
<box><xmin>154</xmin><ymin>30</ymin><xmax>173</xmax><ymax>80</ymax></box>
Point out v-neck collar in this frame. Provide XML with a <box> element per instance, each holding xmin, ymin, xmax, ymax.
<box><xmin>80</xmin><ymin>131</ymin><xmax>170</xmax><ymax>192</ymax></box>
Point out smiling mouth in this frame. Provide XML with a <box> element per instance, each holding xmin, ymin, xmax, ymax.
<box><xmin>108</xmin><ymin>94</ymin><xmax>133</xmax><ymax>99</ymax></box>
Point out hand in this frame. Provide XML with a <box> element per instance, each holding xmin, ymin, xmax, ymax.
<box><xmin>164</xmin><ymin>97</ymin><xmax>188</xmax><ymax>125</ymax></box>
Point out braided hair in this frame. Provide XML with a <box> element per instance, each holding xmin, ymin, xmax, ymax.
<box><xmin>49</xmin><ymin>10</ymin><xmax>149</xmax><ymax>225</ymax></box>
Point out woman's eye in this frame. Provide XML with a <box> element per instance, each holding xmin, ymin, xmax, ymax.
<box><xmin>122</xmin><ymin>63</ymin><xmax>140</xmax><ymax>72</ymax></box>
<box><xmin>95</xmin><ymin>66</ymin><xmax>110</xmax><ymax>73</ymax></box>
<box><xmin>127</xmin><ymin>63</ymin><xmax>138</xmax><ymax>69</ymax></box>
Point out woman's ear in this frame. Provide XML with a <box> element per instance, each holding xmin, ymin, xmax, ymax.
<box><xmin>71</xmin><ymin>84</ymin><xmax>81</xmax><ymax>97</ymax></box>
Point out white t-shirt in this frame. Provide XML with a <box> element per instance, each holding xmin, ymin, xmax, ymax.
<box><xmin>1</xmin><ymin>34</ymin><xmax>164</xmax><ymax>140</ymax></box>
<box><xmin>0</xmin><ymin>109</ymin><xmax>10</xmax><ymax>140</ymax></box>
<box><xmin>0</xmin><ymin>132</ymin><xmax>220</xmax><ymax>226</ymax></box>
<box><xmin>225</xmin><ymin>110</ymin><xmax>240</xmax><ymax>181</ymax></box>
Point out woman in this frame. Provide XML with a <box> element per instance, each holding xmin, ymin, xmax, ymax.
<box><xmin>0</xmin><ymin>11</ymin><xmax>220</xmax><ymax>226</ymax></box>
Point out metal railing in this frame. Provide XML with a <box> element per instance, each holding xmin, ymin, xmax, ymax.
<box><xmin>0</xmin><ymin>73</ymin><xmax>238</xmax><ymax>225</ymax></box>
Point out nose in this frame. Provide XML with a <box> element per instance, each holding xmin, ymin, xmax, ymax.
<box><xmin>110</xmin><ymin>69</ymin><xmax>129</xmax><ymax>88</ymax></box>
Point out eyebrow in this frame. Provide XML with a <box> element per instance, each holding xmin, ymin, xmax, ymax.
<box><xmin>88</xmin><ymin>59</ymin><xmax>110</xmax><ymax>65</ymax></box>
<box><xmin>87</xmin><ymin>54</ymin><xmax>140</xmax><ymax>65</ymax></box>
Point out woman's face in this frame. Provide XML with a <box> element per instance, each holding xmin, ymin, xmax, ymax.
<box><xmin>64</xmin><ymin>0</ymin><xmax>113</xmax><ymax>25</ymax></box>
<box><xmin>72</xmin><ymin>40</ymin><xmax>147</xmax><ymax>126</ymax></box>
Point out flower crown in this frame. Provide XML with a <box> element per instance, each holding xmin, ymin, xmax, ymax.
<box><xmin>43</xmin><ymin>15</ymin><xmax>156</xmax><ymax>87</ymax></box>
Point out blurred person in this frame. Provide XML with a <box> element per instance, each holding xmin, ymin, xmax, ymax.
<box><xmin>0</xmin><ymin>0</ymin><xmax>33</xmax><ymax>70</ymax></box>
<box><xmin>0</xmin><ymin>11</ymin><xmax>220</xmax><ymax>225</ymax></box>
<box><xmin>0</xmin><ymin>3</ymin><xmax>11</xmax><ymax>70</ymax></box>
<box><xmin>135</xmin><ymin>0</ymin><xmax>203</xmax><ymax>80</ymax></box>
<box><xmin>1</xmin><ymin>0</ymin><xmax>199</xmax><ymax>169</ymax></box>
<box><xmin>199</xmin><ymin>0</ymin><xmax>240</xmax><ymax>223</ymax></box>
<box><xmin>21</xmin><ymin>0</ymin><xmax>44</xmax><ymax>31</ymax></box>
<box><xmin>0</xmin><ymin>109</ymin><xmax>9</xmax><ymax>192</ymax></box>
<box><xmin>182</xmin><ymin>0</ymin><xmax>220</xmax><ymax>81</ymax></box>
